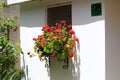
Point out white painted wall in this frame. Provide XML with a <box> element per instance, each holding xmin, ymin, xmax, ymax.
<box><xmin>72</xmin><ymin>0</ymin><xmax>105</xmax><ymax>80</ymax></box>
<box><xmin>105</xmin><ymin>0</ymin><xmax>120</xmax><ymax>80</ymax></box>
<box><xmin>20</xmin><ymin>2</ymin><xmax>50</xmax><ymax>80</ymax></box>
<box><xmin>20</xmin><ymin>0</ymin><xmax>105</xmax><ymax>80</ymax></box>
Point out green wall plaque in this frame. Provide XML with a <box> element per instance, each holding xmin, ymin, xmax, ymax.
<box><xmin>91</xmin><ymin>3</ymin><xmax>102</xmax><ymax>16</ymax></box>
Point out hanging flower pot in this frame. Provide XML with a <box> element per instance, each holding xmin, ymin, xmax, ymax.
<box><xmin>28</xmin><ymin>20</ymin><xmax>79</xmax><ymax>69</ymax></box>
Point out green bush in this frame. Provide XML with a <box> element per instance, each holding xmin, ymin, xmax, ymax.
<box><xmin>0</xmin><ymin>69</ymin><xmax>24</xmax><ymax>80</ymax></box>
<box><xmin>0</xmin><ymin>1</ymin><xmax>24</xmax><ymax>80</ymax></box>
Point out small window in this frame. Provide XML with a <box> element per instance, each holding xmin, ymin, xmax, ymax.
<box><xmin>47</xmin><ymin>4</ymin><xmax>72</xmax><ymax>26</ymax></box>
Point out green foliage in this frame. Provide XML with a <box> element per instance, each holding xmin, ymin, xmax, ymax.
<box><xmin>0</xmin><ymin>69</ymin><xmax>25</xmax><ymax>80</ymax></box>
<box><xmin>0</xmin><ymin>1</ymin><xmax>7</xmax><ymax>8</ymax></box>
<box><xmin>0</xmin><ymin>17</ymin><xmax>18</xmax><ymax>34</ymax></box>
<box><xmin>0</xmin><ymin>36</ymin><xmax>21</xmax><ymax>70</ymax></box>
<box><xmin>0</xmin><ymin>1</ymin><xmax>24</xmax><ymax>80</ymax></box>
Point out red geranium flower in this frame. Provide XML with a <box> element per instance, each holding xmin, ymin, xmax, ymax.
<box><xmin>55</xmin><ymin>29</ymin><xmax>62</xmax><ymax>33</ymax></box>
<box><xmin>60</xmin><ymin>20</ymin><xmax>66</xmax><ymax>25</ymax></box>
<box><xmin>38</xmin><ymin>44</ymin><xmax>42</xmax><ymax>48</ymax></box>
<box><xmin>27</xmin><ymin>52</ymin><xmax>31</xmax><ymax>55</ymax></box>
<box><xmin>13</xmin><ymin>27</ymin><xmax>17</xmax><ymax>32</ymax></box>
<box><xmin>49</xmin><ymin>26</ymin><xmax>55</xmax><ymax>32</ymax></box>
<box><xmin>37</xmin><ymin>35</ymin><xmax>44</xmax><ymax>40</ymax></box>
<box><xmin>42</xmin><ymin>25</ymin><xmax>50</xmax><ymax>31</ymax></box>
<box><xmin>51</xmin><ymin>26</ymin><xmax>55</xmax><ymax>30</ymax></box>
<box><xmin>74</xmin><ymin>36</ymin><xmax>79</xmax><ymax>42</ymax></box>
<box><xmin>49</xmin><ymin>34</ymin><xmax>54</xmax><ymax>39</ymax></box>
<box><xmin>69</xmin><ymin>30</ymin><xmax>75</xmax><ymax>35</ymax></box>
<box><xmin>68</xmin><ymin>24</ymin><xmax>72</xmax><ymax>29</ymax></box>
<box><xmin>41</xmin><ymin>38</ymin><xmax>46</xmax><ymax>44</ymax></box>
<box><xmin>59</xmin><ymin>35</ymin><xmax>65</xmax><ymax>40</ymax></box>
<box><xmin>68</xmin><ymin>52</ymin><xmax>74</xmax><ymax>58</ymax></box>
<box><xmin>57</xmin><ymin>23</ymin><xmax>62</xmax><ymax>29</ymax></box>
<box><xmin>51</xmin><ymin>53</ymin><xmax>56</xmax><ymax>58</ymax></box>
<box><xmin>33</xmin><ymin>38</ymin><xmax>37</xmax><ymax>41</ymax></box>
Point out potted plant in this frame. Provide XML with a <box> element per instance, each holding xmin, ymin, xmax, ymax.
<box><xmin>28</xmin><ymin>20</ymin><xmax>79</xmax><ymax>69</ymax></box>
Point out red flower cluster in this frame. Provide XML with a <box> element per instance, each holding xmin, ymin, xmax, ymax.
<box><xmin>31</xmin><ymin>20</ymin><xmax>79</xmax><ymax>59</ymax></box>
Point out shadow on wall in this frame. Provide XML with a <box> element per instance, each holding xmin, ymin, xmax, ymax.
<box><xmin>20</xmin><ymin>2</ymin><xmax>45</xmax><ymax>27</ymax></box>
<box><xmin>50</xmin><ymin>44</ymin><xmax>80</xmax><ymax>80</ymax></box>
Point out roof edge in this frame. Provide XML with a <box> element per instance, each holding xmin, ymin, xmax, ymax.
<box><xmin>7</xmin><ymin>0</ymin><xmax>32</xmax><ymax>5</ymax></box>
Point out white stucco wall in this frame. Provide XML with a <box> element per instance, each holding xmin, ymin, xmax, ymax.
<box><xmin>20</xmin><ymin>2</ymin><xmax>50</xmax><ymax>80</ymax></box>
<box><xmin>105</xmin><ymin>0</ymin><xmax>120</xmax><ymax>80</ymax></box>
<box><xmin>72</xmin><ymin>0</ymin><xmax>105</xmax><ymax>80</ymax></box>
<box><xmin>20</xmin><ymin>0</ymin><xmax>105</xmax><ymax>80</ymax></box>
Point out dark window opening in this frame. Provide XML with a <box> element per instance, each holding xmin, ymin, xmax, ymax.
<box><xmin>47</xmin><ymin>4</ymin><xmax>72</xmax><ymax>26</ymax></box>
